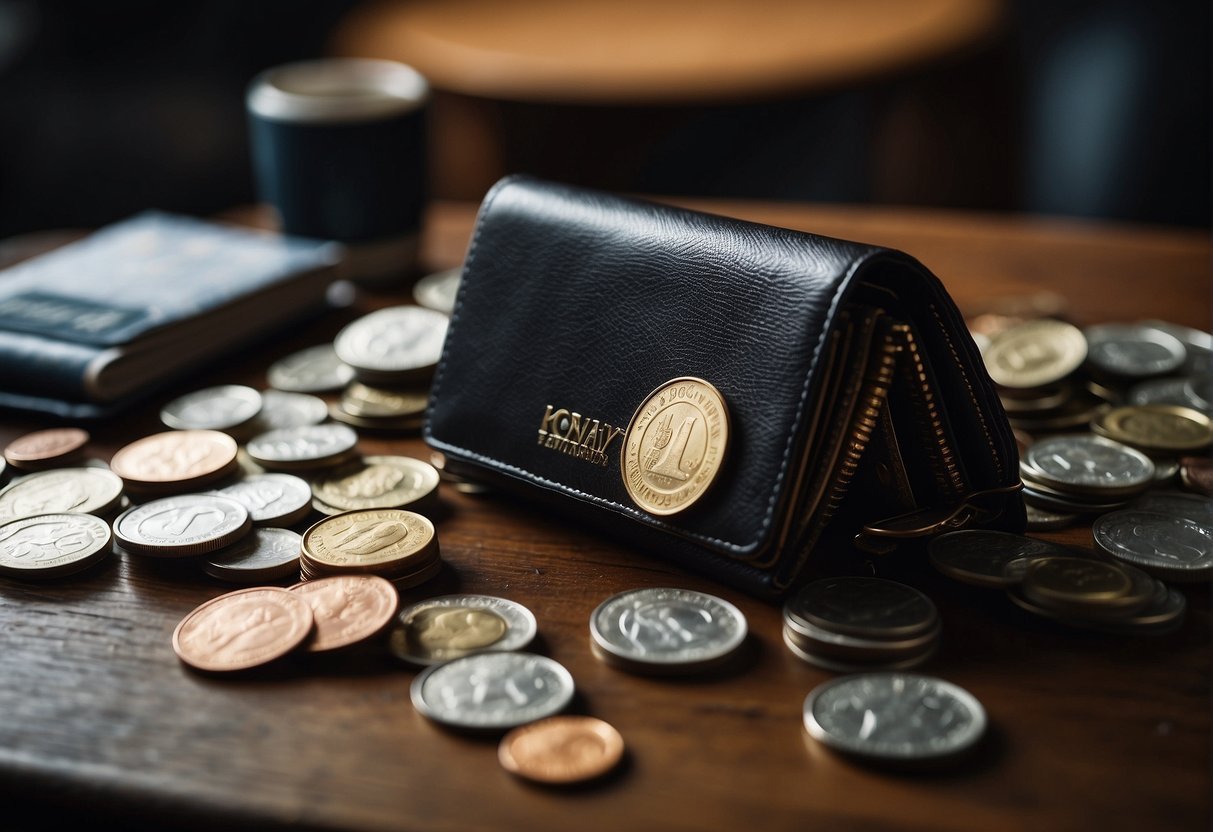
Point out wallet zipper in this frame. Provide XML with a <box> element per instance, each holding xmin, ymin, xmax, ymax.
<box><xmin>892</xmin><ymin>322</ymin><xmax>967</xmax><ymax>498</ymax></box>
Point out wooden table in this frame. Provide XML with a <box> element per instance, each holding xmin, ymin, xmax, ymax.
<box><xmin>0</xmin><ymin>199</ymin><xmax>1208</xmax><ymax>832</ymax></box>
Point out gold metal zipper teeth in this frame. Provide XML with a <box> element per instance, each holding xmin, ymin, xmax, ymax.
<box><xmin>894</xmin><ymin>323</ymin><xmax>967</xmax><ymax>496</ymax></box>
<box><xmin>928</xmin><ymin>303</ymin><xmax>1005</xmax><ymax>478</ymax></box>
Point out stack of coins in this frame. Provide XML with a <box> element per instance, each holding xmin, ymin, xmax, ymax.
<box><xmin>329</xmin><ymin>382</ymin><xmax>429</xmax><ymax>432</ymax></box>
<box><xmin>981</xmin><ymin>318</ymin><xmax>1097</xmax><ymax>432</ymax></box>
<box><xmin>159</xmin><ymin>385</ymin><xmax>264</xmax><ymax>434</ymax></box>
<box><xmin>299</xmin><ymin>508</ymin><xmax>442</xmax><ymax>588</ymax></box>
<box><xmin>333</xmin><ymin>305</ymin><xmax>448</xmax><ymax>387</ymax></box>
<box><xmin>782</xmin><ymin>577</ymin><xmax>940</xmax><ymax>672</ymax></box>
<box><xmin>310</xmin><ymin>455</ymin><xmax>440</xmax><ymax>516</ymax></box>
<box><xmin>1019</xmin><ymin>434</ymin><xmax>1156</xmax><ymax>514</ymax></box>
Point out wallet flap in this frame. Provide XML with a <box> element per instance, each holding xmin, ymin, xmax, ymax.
<box><xmin>426</xmin><ymin>176</ymin><xmax>910</xmax><ymax>557</ymax></box>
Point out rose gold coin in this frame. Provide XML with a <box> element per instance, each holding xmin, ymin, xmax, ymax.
<box><xmin>288</xmin><ymin>574</ymin><xmax>399</xmax><ymax>652</ymax></box>
<box><xmin>172</xmin><ymin>586</ymin><xmax>314</xmax><ymax>672</ymax></box>
<box><xmin>1180</xmin><ymin>455</ymin><xmax>1213</xmax><ymax>496</ymax></box>
<box><xmin>4</xmin><ymin>428</ymin><xmax>89</xmax><ymax>470</ymax></box>
<box><xmin>110</xmin><ymin>430</ymin><xmax>238</xmax><ymax>492</ymax></box>
<box><xmin>498</xmin><ymin>716</ymin><xmax>625</xmax><ymax>784</ymax></box>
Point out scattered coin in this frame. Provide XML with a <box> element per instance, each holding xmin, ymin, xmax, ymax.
<box><xmin>340</xmin><ymin>382</ymin><xmax>429</xmax><ymax>420</ymax></box>
<box><xmin>110</xmin><ymin>430</ymin><xmax>240</xmax><ymax>495</ymax></box>
<box><xmin>1084</xmin><ymin>323</ymin><xmax>1187</xmax><ymax>379</ymax></box>
<box><xmin>1092</xmin><ymin>510</ymin><xmax>1213</xmax><ymax>582</ymax></box>
<box><xmin>300</xmin><ymin>508</ymin><xmax>441</xmax><ymax>585</ymax></box>
<box><xmin>929</xmin><ymin>530</ymin><xmax>1072</xmax><ymax>588</ymax></box>
<box><xmin>590</xmin><ymin>587</ymin><xmax>747</xmax><ymax>674</ymax></box>
<box><xmin>288</xmin><ymin>574</ymin><xmax>399</xmax><ymax>652</ymax></box>
<box><xmin>390</xmin><ymin>594</ymin><xmax>537</xmax><ymax>666</ymax></box>
<box><xmin>3</xmin><ymin>427</ymin><xmax>89</xmax><ymax>471</ymax></box>
<box><xmin>1092</xmin><ymin>404</ymin><xmax>1213</xmax><ymax>453</ymax></box>
<box><xmin>0</xmin><ymin>467</ymin><xmax>124</xmax><ymax>520</ymax></box>
<box><xmin>114</xmin><ymin>494</ymin><xmax>251</xmax><ymax>557</ymax></box>
<box><xmin>498</xmin><ymin>716</ymin><xmax>624</xmax><ymax>784</ymax></box>
<box><xmin>803</xmin><ymin>673</ymin><xmax>987</xmax><ymax>765</ymax></box>
<box><xmin>203</xmin><ymin>527</ymin><xmax>303</xmax><ymax>584</ymax></box>
<box><xmin>784</xmin><ymin>577</ymin><xmax>937</xmax><ymax>639</ymax></box>
<box><xmin>246</xmin><ymin>390</ymin><xmax>329</xmax><ymax>432</ymax></box>
<box><xmin>172</xmin><ymin>586</ymin><xmax>315</xmax><ymax>672</ymax></box>
<box><xmin>1025</xmin><ymin>504</ymin><xmax>1079</xmax><ymax>531</ymax></box>
<box><xmin>160</xmin><ymin>385</ymin><xmax>263</xmax><ymax>431</ymax></box>
<box><xmin>246</xmin><ymin>424</ymin><xmax>358</xmax><ymax>471</ymax></box>
<box><xmin>1127</xmin><ymin>491</ymin><xmax>1213</xmax><ymax>526</ymax></box>
<box><xmin>212</xmin><ymin>473</ymin><xmax>313</xmax><ymax>527</ymax></box>
<box><xmin>1179</xmin><ymin>455</ymin><xmax>1213</xmax><ymax>495</ymax></box>
<box><xmin>1021</xmin><ymin>435</ymin><xmax>1155</xmax><ymax>499</ymax></box>
<box><xmin>983</xmin><ymin>319</ymin><xmax>1087</xmax><ymax>389</ymax></box>
<box><xmin>1020</xmin><ymin>556</ymin><xmax>1152</xmax><ymax>616</ymax></box>
<box><xmin>1128</xmin><ymin>377</ymin><xmax>1211</xmax><ymax>413</ymax></box>
<box><xmin>411</xmin><ymin>651</ymin><xmax>575</xmax><ymax>731</ymax></box>
<box><xmin>311</xmin><ymin>455</ymin><xmax>440</xmax><ymax>512</ymax></box>
<box><xmin>333</xmin><ymin>306</ymin><xmax>449</xmax><ymax>385</ymax></box>
<box><xmin>412</xmin><ymin>266</ymin><xmax>462</xmax><ymax>315</ymax></box>
<box><xmin>0</xmin><ymin>512</ymin><xmax>113</xmax><ymax>579</ymax></box>
<box><xmin>267</xmin><ymin>343</ymin><xmax>355</xmax><ymax>393</ymax></box>
<box><xmin>1007</xmin><ymin>577</ymin><xmax>1186</xmax><ymax>635</ymax></box>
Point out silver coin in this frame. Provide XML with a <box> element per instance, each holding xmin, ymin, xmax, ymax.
<box><xmin>412</xmin><ymin>267</ymin><xmax>462</xmax><ymax>314</ymax></box>
<box><xmin>1023</xmin><ymin>435</ymin><xmax>1155</xmax><ymax>495</ymax></box>
<box><xmin>784</xmin><ymin>577</ymin><xmax>937</xmax><ymax>639</ymax></box>
<box><xmin>1021</xmin><ymin>484</ymin><xmax>1127</xmax><ymax>515</ymax></box>
<box><xmin>113</xmin><ymin>494</ymin><xmax>250</xmax><ymax>557</ymax></box>
<box><xmin>390</xmin><ymin>594</ymin><xmax>537</xmax><ymax>666</ymax></box>
<box><xmin>410</xmin><ymin>651</ymin><xmax>575</xmax><ymax>731</ymax></box>
<box><xmin>160</xmin><ymin>385</ymin><xmax>263</xmax><ymax>431</ymax></box>
<box><xmin>0</xmin><ymin>467</ymin><xmax>124</xmax><ymax>520</ymax></box>
<box><xmin>247</xmin><ymin>390</ymin><xmax>328</xmax><ymax>432</ymax></box>
<box><xmin>783</xmin><ymin>612</ymin><xmax>940</xmax><ymax>661</ymax></box>
<box><xmin>1128</xmin><ymin>491</ymin><xmax>1213</xmax><ymax>526</ymax></box>
<box><xmin>246</xmin><ymin>424</ymin><xmax>358</xmax><ymax>469</ymax></box>
<box><xmin>590</xmin><ymin>587</ymin><xmax>747</xmax><ymax>670</ymax></box>
<box><xmin>1129</xmin><ymin>377</ymin><xmax>1211</xmax><ymax>413</ymax></box>
<box><xmin>1092</xmin><ymin>510</ymin><xmax>1213</xmax><ymax>580</ymax></box>
<box><xmin>267</xmin><ymin>344</ymin><xmax>355</xmax><ymax>393</ymax></box>
<box><xmin>783</xmin><ymin>627</ymin><xmax>937</xmax><ymax>673</ymax></box>
<box><xmin>1084</xmin><ymin>324</ymin><xmax>1187</xmax><ymax>378</ymax></box>
<box><xmin>204</xmin><ymin>527</ymin><xmax>302</xmax><ymax>583</ymax></box>
<box><xmin>0</xmin><ymin>512</ymin><xmax>113</xmax><ymax>579</ymax></box>
<box><xmin>803</xmin><ymin>673</ymin><xmax>987</xmax><ymax>763</ymax></box>
<box><xmin>212</xmin><ymin>473</ymin><xmax>313</xmax><ymax>527</ymax></box>
<box><xmin>928</xmin><ymin>530</ymin><xmax>1071</xmax><ymax>588</ymax></box>
<box><xmin>333</xmin><ymin>306</ymin><xmax>449</xmax><ymax>379</ymax></box>
<box><xmin>1025</xmin><ymin>504</ymin><xmax>1079</xmax><ymax>531</ymax></box>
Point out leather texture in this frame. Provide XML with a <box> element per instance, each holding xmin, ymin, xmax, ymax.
<box><xmin>425</xmin><ymin>176</ymin><xmax>1024</xmax><ymax>597</ymax></box>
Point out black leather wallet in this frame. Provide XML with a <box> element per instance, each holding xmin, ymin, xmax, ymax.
<box><xmin>425</xmin><ymin>176</ymin><xmax>1025</xmax><ymax>597</ymax></box>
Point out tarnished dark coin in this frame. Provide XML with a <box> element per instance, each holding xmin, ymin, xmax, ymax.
<box><xmin>1127</xmin><ymin>491</ymin><xmax>1213</xmax><ymax>527</ymax></box>
<box><xmin>785</xmin><ymin>577</ymin><xmax>937</xmax><ymax>640</ymax></box>
<box><xmin>929</xmin><ymin>530</ymin><xmax>1072</xmax><ymax>588</ymax></box>
<box><xmin>1083</xmin><ymin>323</ymin><xmax>1187</xmax><ymax>379</ymax></box>
<box><xmin>1179</xmin><ymin>455</ymin><xmax>1213</xmax><ymax>496</ymax></box>
<box><xmin>1025</xmin><ymin>505</ymin><xmax>1079</xmax><ymax>532</ymax></box>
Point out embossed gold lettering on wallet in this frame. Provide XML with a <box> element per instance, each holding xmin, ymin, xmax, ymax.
<box><xmin>425</xmin><ymin>177</ymin><xmax>1025</xmax><ymax>597</ymax></box>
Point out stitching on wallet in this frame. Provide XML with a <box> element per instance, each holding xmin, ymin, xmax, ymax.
<box><xmin>427</xmin><ymin>184</ymin><xmax>881</xmax><ymax>554</ymax></box>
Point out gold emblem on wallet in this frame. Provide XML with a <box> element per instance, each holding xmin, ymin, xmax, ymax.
<box><xmin>537</xmin><ymin>405</ymin><xmax>625</xmax><ymax>466</ymax></box>
<box><xmin>622</xmin><ymin>377</ymin><xmax>729</xmax><ymax>516</ymax></box>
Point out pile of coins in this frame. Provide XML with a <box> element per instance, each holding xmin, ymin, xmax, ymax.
<box><xmin>299</xmin><ymin>508</ymin><xmax>443</xmax><ymax>587</ymax></box>
<box><xmin>782</xmin><ymin>577</ymin><xmax>940</xmax><ymax>672</ymax></box>
<box><xmin>310</xmin><ymin>454</ymin><xmax>439</xmax><ymax>516</ymax></box>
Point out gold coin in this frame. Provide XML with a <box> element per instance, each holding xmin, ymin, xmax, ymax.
<box><xmin>310</xmin><ymin>455</ymin><xmax>439</xmax><ymax>512</ymax></box>
<box><xmin>622</xmin><ymin>377</ymin><xmax>729</xmax><ymax>516</ymax></box>
<box><xmin>340</xmin><ymin>383</ymin><xmax>429</xmax><ymax>419</ymax></box>
<box><xmin>1092</xmin><ymin>405</ymin><xmax>1213</xmax><ymax>452</ymax></box>
<box><xmin>498</xmin><ymin>716</ymin><xmax>625</xmax><ymax>784</ymax></box>
<box><xmin>983</xmin><ymin>319</ymin><xmax>1087</xmax><ymax>389</ymax></box>
<box><xmin>3</xmin><ymin>427</ymin><xmax>89</xmax><ymax>470</ymax></box>
<box><xmin>401</xmin><ymin>606</ymin><xmax>508</xmax><ymax>662</ymax></box>
<box><xmin>171</xmin><ymin>586</ymin><xmax>314</xmax><ymax>673</ymax></box>
<box><xmin>110</xmin><ymin>430</ymin><xmax>239</xmax><ymax>492</ymax></box>
<box><xmin>301</xmin><ymin>508</ymin><xmax>436</xmax><ymax>570</ymax></box>
<box><xmin>1021</xmin><ymin>557</ymin><xmax>1131</xmax><ymax>607</ymax></box>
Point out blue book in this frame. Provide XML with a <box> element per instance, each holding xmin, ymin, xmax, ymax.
<box><xmin>0</xmin><ymin>212</ymin><xmax>342</xmax><ymax>418</ymax></box>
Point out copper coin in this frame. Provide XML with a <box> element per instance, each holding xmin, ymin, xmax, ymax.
<box><xmin>171</xmin><ymin>586</ymin><xmax>314</xmax><ymax>672</ymax></box>
<box><xmin>111</xmin><ymin>430</ymin><xmax>239</xmax><ymax>491</ymax></box>
<box><xmin>3</xmin><ymin>428</ymin><xmax>89</xmax><ymax>470</ymax></box>
<box><xmin>288</xmin><ymin>574</ymin><xmax>399</xmax><ymax>652</ymax></box>
<box><xmin>1180</xmin><ymin>456</ymin><xmax>1213</xmax><ymax>496</ymax></box>
<box><xmin>498</xmin><ymin>716</ymin><xmax>625</xmax><ymax>784</ymax></box>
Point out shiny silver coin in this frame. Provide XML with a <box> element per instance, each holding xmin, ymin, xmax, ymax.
<box><xmin>928</xmin><ymin>530</ymin><xmax>1072</xmax><ymax>588</ymax></box>
<box><xmin>1083</xmin><ymin>323</ymin><xmax>1187</xmax><ymax>378</ymax></box>
<box><xmin>0</xmin><ymin>467</ymin><xmax>124</xmax><ymax>520</ymax></box>
<box><xmin>266</xmin><ymin>344</ymin><xmax>355</xmax><ymax>393</ymax></box>
<box><xmin>1092</xmin><ymin>510</ymin><xmax>1213</xmax><ymax>581</ymax></box>
<box><xmin>0</xmin><ymin>512</ymin><xmax>113</xmax><ymax>579</ymax></box>
<box><xmin>246</xmin><ymin>424</ymin><xmax>358</xmax><ymax>470</ymax></box>
<box><xmin>785</xmin><ymin>577</ymin><xmax>937</xmax><ymax>640</ymax></box>
<box><xmin>1139</xmin><ymin>319</ymin><xmax>1212</xmax><ymax>373</ymax></box>
<box><xmin>212</xmin><ymin>473</ymin><xmax>313</xmax><ymax>527</ymax></box>
<box><xmin>390</xmin><ymin>594</ymin><xmax>537</xmax><ymax>666</ymax></box>
<box><xmin>1022</xmin><ymin>435</ymin><xmax>1154</xmax><ymax>497</ymax></box>
<box><xmin>1128</xmin><ymin>377</ymin><xmax>1211</xmax><ymax>413</ymax></box>
<box><xmin>113</xmin><ymin>494</ymin><xmax>250</xmax><ymax>557</ymax></box>
<box><xmin>410</xmin><ymin>651</ymin><xmax>575</xmax><ymax>731</ymax></box>
<box><xmin>203</xmin><ymin>527</ymin><xmax>302</xmax><ymax>583</ymax></box>
<box><xmin>783</xmin><ymin>626</ymin><xmax>937</xmax><ymax>673</ymax></box>
<box><xmin>160</xmin><ymin>385</ymin><xmax>263</xmax><ymax>431</ymax></box>
<box><xmin>333</xmin><ymin>306</ymin><xmax>449</xmax><ymax>382</ymax></box>
<box><xmin>412</xmin><ymin>266</ymin><xmax>462</xmax><ymax>314</ymax></box>
<box><xmin>247</xmin><ymin>390</ymin><xmax>328</xmax><ymax>432</ymax></box>
<box><xmin>803</xmin><ymin>673</ymin><xmax>986</xmax><ymax>763</ymax></box>
<box><xmin>1025</xmin><ymin>504</ymin><xmax>1079</xmax><ymax>531</ymax></box>
<box><xmin>1128</xmin><ymin>491</ymin><xmax>1213</xmax><ymax>527</ymax></box>
<box><xmin>590</xmin><ymin>587</ymin><xmax>747</xmax><ymax>672</ymax></box>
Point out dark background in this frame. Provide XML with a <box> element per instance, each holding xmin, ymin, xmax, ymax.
<box><xmin>0</xmin><ymin>0</ymin><xmax>1208</xmax><ymax>237</ymax></box>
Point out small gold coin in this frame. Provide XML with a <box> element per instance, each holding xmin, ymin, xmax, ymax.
<box><xmin>288</xmin><ymin>574</ymin><xmax>399</xmax><ymax>652</ymax></box>
<box><xmin>310</xmin><ymin>455</ymin><xmax>439</xmax><ymax>512</ymax></box>
<box><xmin>1092</xmin><ymin>405</ymin><xmax>1213</xmax><ymax>453</ymax></box>
<box><xmin>171</xmin><ymin>586</ymin><xmax>314</xmax><ymax>673</ymax></box>
<box><xmin>498</xmin><ymin>716</ymin><xmax>625</xmax><ymax>784</ymax></box>
<box><xmin>622</xmin><ymin>377</ymin><xmax>729</xmax><ymax>516</ymax></box>
<box><xmin>1021</xmin><ymin>557</ymin><xmax>1131</xmax><ymax>609</ymax></box>
<box><xmin>403</xmin><ymin>607</ymin><xmax>507</xmax><ymax>662</ymax></box>
<box><xmin>983</xmin><ymin>319</ymin><xmax>1087</xmax><ymax>389</ymax></box>
<box><xmin>301</xmin><ymin>508</ymin><xmax>436</xmax><ymax>571</ymax></box>
<box><xmin>340</xmin><ymin>383</ymin><xmax>429</xmax><ymax>419</ymax></box>
<box><xmin>3</xmin><ymin>427</ymin><xmax>89</xmax><ymax>470</ymax></box>
<box><xmin>110</xmin><ymin>430</ymin><xmax>239</xmax><ymax>493</ymax></box>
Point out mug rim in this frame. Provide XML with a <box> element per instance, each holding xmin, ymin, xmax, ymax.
<box><xmin>247</xmin><ymin>58</ymin><xmax>430</xmax><ymax>124</ymax></box>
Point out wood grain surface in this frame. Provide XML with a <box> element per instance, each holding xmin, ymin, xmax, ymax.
<box><xmin>0</xmin><ymin>200</ymin><xmax>1207</xmax><ymax>832</ymax></box>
